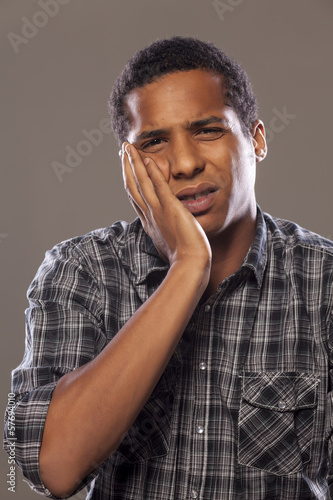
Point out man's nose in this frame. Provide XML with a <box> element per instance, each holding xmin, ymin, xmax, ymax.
<box><xmin>168</xmin><ymin>136</ymin><xmax>205</xmax><ymax>178</ymax></box>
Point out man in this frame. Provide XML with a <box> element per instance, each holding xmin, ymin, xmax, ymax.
<box><xmin>4</xmin><ymin>36</ymin><xmax>333</xmax><ymax>499</ymax></box>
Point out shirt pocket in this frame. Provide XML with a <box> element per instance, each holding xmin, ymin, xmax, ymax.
<box><xmin>238</xmin><ymin>372</ymin><xmax>320</xmax><ymax>475</ymax></box>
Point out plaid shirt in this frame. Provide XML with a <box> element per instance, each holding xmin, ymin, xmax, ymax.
<box><xmin>4</xmin><ymin>207</ymin><xmax>333</xmax><ymax>500</ymax></box>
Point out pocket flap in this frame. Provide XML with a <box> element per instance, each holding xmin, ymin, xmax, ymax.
<box><xmin>240</xmin><ymin>372</ymin><xmax>320</xmax><ymax>411</ymax></box>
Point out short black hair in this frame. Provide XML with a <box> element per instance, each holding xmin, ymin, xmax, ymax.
<box><xmin>108</xmin><ymin>36</ymin><xmax>258</xmax><ymax>145</ymax></box>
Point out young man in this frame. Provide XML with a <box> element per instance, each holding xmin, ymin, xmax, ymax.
<box><xmin>4</xmin><ymin>37</ymin><xmax>333</xmax><ymax>499</ymax></box>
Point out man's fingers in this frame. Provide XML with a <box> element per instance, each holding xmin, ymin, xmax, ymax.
<box><xmin>122</xmin><ymin>143</ymin><xmax>184</xmax><ymax>215</ymax></box>
<box><xmin>121</xmin><ymin>143</ymin><xmax>149</xmax><ymax>214</ymax></box>
<box><xmin>127</xmin><ymin>193</ymin><xmax>149</xmax><ymax>230</ymax></box>
<box><xmin>143</xmin><ymin>157</ymin><xmax>179</xmax><ymax>209</ymax></box>
<box><xmin>126</xmin><ymin>145</ymin><xmax>176</xmax><ymax>210</ymax></box>
<box><xmin>121</xmin><ymin>148</ymin><xmax>152</xmax><ymax>230</ymax></box>
<box><xmin>125</xmin><ymin>145</ymin><xmax>161</xmax><ymax>207</ymax></box>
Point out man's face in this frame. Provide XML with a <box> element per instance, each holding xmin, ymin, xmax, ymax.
<box><xmin>125</xmin><ymin>69</ymin><xmax>265</xmax><ymax>243</ymax></box>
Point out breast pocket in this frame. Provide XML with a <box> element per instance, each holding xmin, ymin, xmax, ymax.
<box><xmin>238</xmin><ymin>372</ymin><xmax>320</xmax><ymax>475</ymax></box>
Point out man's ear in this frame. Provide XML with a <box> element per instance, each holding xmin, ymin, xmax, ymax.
<box><xmin>251</xmin><ymin>120</ymin><xmax>267</xmax><ymax>162</ymax></box>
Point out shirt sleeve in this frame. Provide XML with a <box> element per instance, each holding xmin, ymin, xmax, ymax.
<box><xmin>327</xmin><ymin>292</ymin><xmax>333</xmax><ymax>499</ymax></box>
<box><xmin>3</xmin><ymin>239</ymin><xmax>108</xmax><ymax>498</ymax></box>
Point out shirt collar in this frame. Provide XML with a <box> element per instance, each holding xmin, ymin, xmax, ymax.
<box><xmin>121</xmin><ymin>218</ymin><xmax>169</xmax><ymax>285</ymax></box>
<box><xmin>124</xmin><ymin>205</ymin><xmax>267</xmax><ymax>287</ymax></box>
<box><xmin>241</xmin><ymin>205</ymin><xmax>267</xmax><ymax>288</ymax></box>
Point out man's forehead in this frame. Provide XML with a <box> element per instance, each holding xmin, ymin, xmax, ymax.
<box><xmin>125</xmin><ymin>69</ymin><xmax>224</xmax><ymax>102</ymax></box>
<box><xmin>124</xmin><ymin>70</ymin><xmax>233</xmax><ymax>138</ymax></box>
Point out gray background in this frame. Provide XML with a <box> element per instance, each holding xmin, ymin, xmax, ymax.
<box><xmin>1</xmin><ymin>1</ymin><xmax>332</xmax><ymax>498</ymax></box>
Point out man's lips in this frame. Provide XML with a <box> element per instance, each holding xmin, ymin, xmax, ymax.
<box><xmin>175</xmin><ymin>183</ymin><xmax>218</xmax><ymax>200</ymax></box>
<box><xmin>175</xmin><ymin>183</ymin><xmax>218</xmax><ymax>214</ymax></box>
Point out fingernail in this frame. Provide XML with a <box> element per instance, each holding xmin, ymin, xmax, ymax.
<box><xmin>143</xmin><ymin>158</ymin><xmax>150</xmax><ymax>166</ymax></box>
<box><xmin>125</xmin><ymin>144</ymin><xmax>132</xmax><ymax>157</ymax></box>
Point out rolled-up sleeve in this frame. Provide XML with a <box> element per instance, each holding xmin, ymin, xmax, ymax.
<box><xmin>326</xmin><ymin>296</ymin><xmax>333</xmax><ymax>499</ymax></box>
<box><xmin>3</xmin><ymin>239</ymin><xmax>107</xmax><ymax>498</ymax></box>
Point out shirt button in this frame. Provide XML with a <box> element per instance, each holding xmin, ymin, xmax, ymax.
<box><xmin>190</xmin><ymin>490</ymin><xmax>199</xmax><ymax>498</ymax></box>
<box><xmin>196</xmin><ymin>425</ymin><xmax>205</xmax><ymax>434</ymax></box>
<box><xmin>199</xmin><ymin>362</ymin><xmax>207</xmax><ymax>371</ymax></box>
<box><xmin>204</xmin><ymin>304</ymin><xmax>211</xmax><ymax>312</ymax></box>
<box><xmin>278</xmin><ymin>400</ymin><xmax>286</xmax><ymax>409</ymax></box>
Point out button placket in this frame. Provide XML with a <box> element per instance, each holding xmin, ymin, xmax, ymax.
<box><xmin>188</xmin><ymin>301</ymin><xmax>213</xmax><ymax>500</ymax></box>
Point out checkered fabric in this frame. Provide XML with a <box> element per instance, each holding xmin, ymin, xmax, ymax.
<box><xmin>4</xmin><ymin>207</ymin><xmax>333</xmax><ymax>499</ymax></box>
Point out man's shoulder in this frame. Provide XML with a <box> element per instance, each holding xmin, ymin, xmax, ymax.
<box><xmin>37</xmin><ymin>218</ymin><xmax>152</xmax><ymax>279</ymax></box>
<box><xmin>50</xmin><ymin>218</ymin><xmax>144</xmax><ymax>257</ymax></box>
<box><xmin>30</xmin><ymin>218</ymin><xmax>151</xmax><ymax>292</ymax></box>
<box><xmin>263</xmin><ymin>211</ymin><xmax>333</xmax><ymax>257</ymax></box>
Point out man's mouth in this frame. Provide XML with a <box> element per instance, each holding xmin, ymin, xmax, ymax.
<box><xmin>178</xmin><ymin>188</ymin><xmax>216</xmax><ymax>202</ymax></box>
<box><xmin>176</xmin><ymin>184</ymin><xmax>218</xmax><ymax>215</ymax></box>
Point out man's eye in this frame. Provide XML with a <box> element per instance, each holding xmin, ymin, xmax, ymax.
<box><xmin>196</xmin><ymin>128</ymin><xmax>224</xmax><ymax>139</ymax></box>
<box><xmin>140</xmin><ymin>138</ymin><xmax>166</xmax><ymax>152</ymax></box>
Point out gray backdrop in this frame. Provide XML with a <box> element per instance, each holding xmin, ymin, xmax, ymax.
<box><xmin>1</xmin><ymin>1</ymin><xmax>332</xmax><ymax>498</ymax></box>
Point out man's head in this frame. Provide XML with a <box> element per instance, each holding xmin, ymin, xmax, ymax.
<box><xmin>108</xmin><ymin>36</ymin><xmax>258</xmax><ymax>145</ymax></box>
<box><xmin>111</xmin><ymin>37</ymin><xmax>267</xmax><ymax>249</ymax></box>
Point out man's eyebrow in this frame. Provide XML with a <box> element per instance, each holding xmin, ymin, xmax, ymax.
<box><xmin>186</xmin><ymin>116</ymin><xmax>229</xmax><ymax>128</ymax></box>
<box><xmin>133</xmin><ymin>128</ymin><xmax>167</xmax><ymax>143</ymax></box>
<box><xmin>133</xmin><ymin>116</ymin><xmax>229</xmax><ymax>143</ymax></box>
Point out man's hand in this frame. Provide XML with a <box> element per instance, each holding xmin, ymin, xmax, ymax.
<box><xmin>122</xmin><ymin>142</ymin><xmax>212</xmax><ymax>268</ymax></box>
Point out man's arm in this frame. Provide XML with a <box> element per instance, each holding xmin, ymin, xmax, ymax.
<box><xmin>39</xmin><ymin>144</ymin><xmax>211</xmax><ymax>498</ymax></box>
